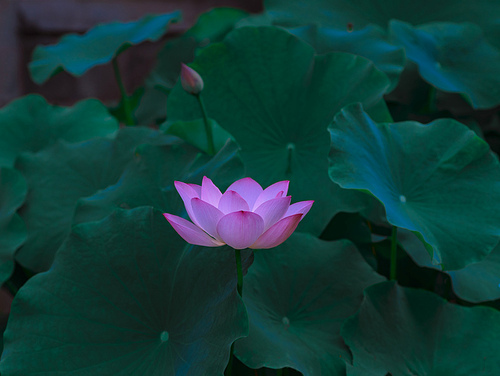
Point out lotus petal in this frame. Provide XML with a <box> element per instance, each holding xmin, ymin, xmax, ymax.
<box><xmin>253</xmin><ymin>196</ymin><xmax>291</xmax><ymax>231</ymax></box>
<box><xmin>163</xmin><ymin>213</ymin><xmax>224</xmax><ymax>247</ymax></box>
<box><xmin>253</xmin><ymin>180</ymin><xmax>290</xmax><ymax>210</ymax></box>
<box><xmin>226</xmin><ymin>177</ymin><xmax>263</xmax><ymax>209</ymax></box>
<box><xmin>218</xmin><ymin>190</ymin><xmax>250</xmax><ymax>214</ymax></box>
<box><xmin>217</xmin><ymin>211</ymin><xmax>264</xmax><ymax>249</ymax></box>
<box><xmin>191</xmin><ymin>198</ymin><xmax>224</xmax><ymax>241</ymax></box>
<box><xmin>251</xmin><ymin>214</ymin><xmax>302</xmax><ymax>249</ymax></box>
<box><xmin>201</xmin><ymin>176</ymin><xmax>222</xmax><ymax>207</ymax></box>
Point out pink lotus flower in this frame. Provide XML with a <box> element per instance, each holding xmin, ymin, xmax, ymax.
<box><xmin>164</xmin><ymin>177</ymin><xmax>313</xmax><ymax>249</ymax></box>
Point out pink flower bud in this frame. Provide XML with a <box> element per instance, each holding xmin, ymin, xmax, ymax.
<box><xmin>163</xmin><ymin>177</ymin><xmax>314</xmax><ymax>250</ymax></box>
<box><xmin>180</xmin><ymin>63</ymin><xmax>204</xmax><ymax>95</ymax></box>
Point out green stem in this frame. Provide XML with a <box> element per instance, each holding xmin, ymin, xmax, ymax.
<box><xmin>196</xmin><ymin>94</ymin><xmax>215</xmax><ymax>155</ymax></box>
<box><xmin>235</xmin><ymin>249</ymin><xmax>243</xmax><ymax>297</ymax></box>
<box><xmin>390</xmin><ymin>226</ymin><xmax>398</xmax><ymax>280</ymax></box>
<box><xmin>112</xmin><ymin>57</ymin><xmax>134</xmax><ymax>126</ymax></box>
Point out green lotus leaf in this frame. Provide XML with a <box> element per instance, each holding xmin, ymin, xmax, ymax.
<box><xmin>389</xmin><ymin>21</ymin><xmax>500</xmax><ymax>109</ymax></box>
<box><xmin>0</xmin><ymin>207</ymin><xmax>250</xmax><ymax>375</ymax></box>
<box><xmin>73</xmin><ymin>140</ymin><xmax>244</xmax><ymax>226</ymax></box>
<box><xmin>289</xmin><ymin>24</ymin><xmax>405</xmax><ymax>92</ymax></box>
<box><xmin>136</xmin><ymin>8</ymin><xmax>247</xmax><ymax>125</ymax></box>
<box><xmin>15</xmin><ymin>127</ymin><xmax>176</xmax><ymax>272</ymax></box>
<box><xmin>29</xmin><ymin>12</ymin><xmax>180</xmax><ymax>84</ymax></box>
<box><xmin>0</xmin><ymin>95</ymin><xmax>118</xmax><ymax>168</ymax></box>
<box><xmin>234</xmin><ymin>233</ymin><xmax>385</xmax><ymax>375</ymax></box>
<box><xmin>0</xmin><ymin>168</ymin><xmax>27</xmax><ymax>284</ymax></box>
<box><xmin>400</xmin><ymin>229</ymin><xmax>500</xmax><ymax>303</ymax></box>
<box><xmin>342</xmin><ymin>281</ymin><xmax>500</xmax><ymax>375</ymax></box>
<box><xmin>167</xmin><ymin>26</ymin><xmax>392</xmax><ymax>235</ymax></box>
<box><xmin>161</xmin><ymin>118</ymin><xmax>232</xmax><ymax>155</ymax></box>
<box><xmin>264</xmin><ymin>0</ymin><xmax>500</xmax><ymax>46</ymax></box>
<box><xmin>328</xmin><ymin>103</ymin><xmax>500</xmax><ymax>270</ymax></box>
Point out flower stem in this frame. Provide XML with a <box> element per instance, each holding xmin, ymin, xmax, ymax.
<box><xmin>195</xmin><ymin>94</ymin><xmax>215</xmax><ymax>155</ymax></box>
<box><xmin>235</xmin><ymin>249</ymin><xmax>243</xmax><ymax>297</ymax></box>
<box><xmin>390</xmin><ymin>226</ymin><xmax>398</xmax><ymax>280</ymax></box>
<box><xmin>112</xmin><ymin>57</ymin><xmax>134</xmax><ymax>126</ymax></box>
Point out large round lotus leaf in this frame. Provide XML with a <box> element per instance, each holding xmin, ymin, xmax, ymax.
<box><xmin>389</xmin><ymin>21</ymin><xmax>500</xmax><ymax>109</ymax></box>
<box><xmin>329</xmin><ymin>103</ymin><xmax>500</xmax><ymax>270</ymax></box>
<box><xmin>0</xmin><ymin>168</ymin><xmax>27</xmax><ymax>284</ymax></box>
<box><xmin>73</xmin><ymin>140</ymin><xmax>243</xmax><ymax>226</ymax></box>
<box><xmin>289</xmin><ymin>24</ymin><xmax>405</xmax><ymax>92</ymax></box>
<box><xmin>15</xmin><ymin>127</ymin><xmax>176</xmax><ymax>272</ymax></box>
<box><xmin>167</xmin><ymin>26</ymin><xmax>392</xmax><ymax>235</ymax></box>
<box><xmin>0</xmin><ymin>95</ymin><xmax>118</xmax><ymax>168</ymax></box>
<box><xmin>136</xmin><ymin>8</ymin><xmax>248</xmax><ymax>125</ymax></box>
<box><xmin>400</xmin><ymin>229</ymin><xmax>500</xmax><ymax>303</ymax></box>
<box><xmin>264</xmin><ymin>0</ymin><xmax>500</xmax><ymax>43</ymax></box>
<box><xmin>234</xmin><ymin>233</ymin><xmax>385</xmax><ymax>375</ymax></box>
<box><xmin>0</xmin><ymin>207</ymin><xmax>250</xmax><ymax>375</ymax></box>
<box><xmin>29</xmin><ymin>12</ymin><xmax>181</xmax><ymax>84</ymax></box>
<box><xmin>342</xmin><ymin>281</ymin><xmax>500</xmax><ymax>375</ymax></box>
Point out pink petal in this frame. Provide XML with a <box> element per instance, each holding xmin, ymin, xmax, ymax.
<box><xmin>174</xmin><ymin>181</ymin><xmax>201</xmax><ymax>226</ymax></box>
<box><xmin>218</xmin><ymin>190</ymin><xmax>250</xmax><ymax>214</ymax></box>
<box><xmin>226</xmin><ymin>177</ymin><xmax>263</xmax><ymax>209</ymax></box>
<box><xmin>216</xmin><ymin>211</ymin><xmax>265</xmax><ymax>249</ymax></box>
<box><xmin>200</xmin><ymin>176</ymin><xmax>222</xmax><ymax>207</ymax></box>
<box><xmin>250</xmin><ymin>214</ymin><xmax>302</xmax><ymax>249</ymax></box>
<box><xmin>163</xmin><ymin>213</ymin><xmax>225</xmax><ymax>247</ymax></box>
<box><xmin>253</xmin><ymin>196</ymin><xmax>291</xmax><ymax>231</ymax></box>
<box><xmin>284</xmin><ymin>200</ymin><xmax>314</xmax><ymax>220</ymax></box>
<box><xmin>191</xmin><ymin>198</ymin><xmax>224</xmax><ymax>241</ymax></box>
<box><xmin>188</xmin><ymin>184</ymin><xmax>201</xmax><ymax>196</ymax></box>
<box><xmin>253</xmin><ymin>180</ymin><xmax>289</xmax><ymax>210</ymax></box>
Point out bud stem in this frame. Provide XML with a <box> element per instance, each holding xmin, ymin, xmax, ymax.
<box><xmin>196</xmin><ymin>94</ymin><xmax>216</xmax><ymax>156</ymax></box>
<box><xmin>235</xmin><ymin>249</ymin><xmax>243</xmax><ymax>297</ymax></box>
<box><xmin>112</xmin><ymin>57</ymin><xmax>134</xmax><ymax>126</ymax></box>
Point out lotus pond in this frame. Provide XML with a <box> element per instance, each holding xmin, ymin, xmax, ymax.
<box><xmin>1</xmin><ymin>1</ymin><xmax>500</xmax><ymax>375</ymax></box>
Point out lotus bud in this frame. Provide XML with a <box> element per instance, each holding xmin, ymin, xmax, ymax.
<box><xmin>180</xmin><ymin>63</ymin><xmax>204</xmax><ymax>95</ymax></box>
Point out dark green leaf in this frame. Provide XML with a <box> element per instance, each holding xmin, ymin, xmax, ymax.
<box><xmin>0</xmin><ymin>168</ymin><xmax>27</xmax><ymax>284</ymax></box>
<box><xmin>73</xmin><ymin>140</ymin><xmax>244</xmax><ymax>226</ymax></box>
<box><xmin>235</xmin><ymin>233</ymin><xmax>385</xmax><ymax>375</ymax></box>
<box><xmin>289</xmin><ymin>24</ymin><xmax>405</xmax><ymax>92</ymax></box>
<box><xmin>329</xmin><ymin>104</ymin><xmax>500</xmax><ymax>270</ymax></box>
<box><xmin>342</xmin><ymin>281</ymin><xmax>500</xmax><ymax>375</ymax></box>
<box><xmin>29</xmin><ymin>12</ymin><xmax>181</xmax><ymax>84</ymax></box>
<box><xmin>0</xmin><ymin>95</ymin><xmax>118</xmax><ymax>168</ymax></box>
<box><xmin>15</xmin><ymin>127</ymin><xmax>176</xmax><ymax>272</ymax></box>
<box><xmin>168</xmin><ymin>26</ymin><xmax>392</xmax><ymax>234</ymax></box>
<box><xmin>0</xmin><ymin>207</ymin><xmax>250</xmax><ymax>375</ymax></box>
<box><xmin>390</xmin><ymin>21</ymin><xmax>500</xmax><ymax>109</ymax></box>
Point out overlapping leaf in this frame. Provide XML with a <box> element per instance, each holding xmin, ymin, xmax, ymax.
<box><xmin>136</xmin><ymin>8</ymin><xmax>248</xmax><ymax>125</ymax></box>
<box><xmin>29</xmin><ymin>11</ymin><xmax>181</xmax><ymax>84</ymax></box>
<box><xmin>342</xmin><ymin>281</ymin><xmax>500</xmax><ymax>375</ymax></box>
<box><xmin>289</xmin><ymin>24</ymin><xmax>405</xmax><ymax>91</ymax></box>
<box><xmin>0</xmin><ymin>168</ymin><xmax>27</xmax><ymax>284</ymax></box>
<box><xmin>264</xmin><ymin>0</ymin><xmax>500</xmax><ymax>44</ymax></box>
<box><xmin>168</xmin><ymin>26</ymin><xmax>392</xmax><ymax>235</ymax></box>
<box><xmin>0</xmin><ymin>95</ymin><xmax>118</xmax><ymax>168</ymax></box>
<box><xmin>73</xmin><ymin>140</ymin><xmax>244</xmax><ymax>226</ymax></box>
<box><xmin>235</xmin><ymin>233</ymin><xmax>385</xmax><ymax>375</ymax></box>
<box><xmin>328</xmin><ymin>104</ymin><xmax>500</xmax><ymax>270</ymax></box>
<box><xmin>0</xmin><ymin>207</ymin><xmax>250</xmax><ymax>375</ymax></box>
<box><xmin>401</xmin><ymin>229</ymin><xmax>500</xmax><ymax>303</ymax></box>
<box><xmin>389</xmin><ymin>21</ymin><xmax>500</xmax><ymax>109</ymax></box>
<box><xmin>15</xmin><ymin>127</ymin><xmax>176</xmax><ymax>272</ymax></box>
